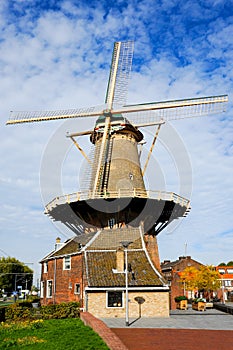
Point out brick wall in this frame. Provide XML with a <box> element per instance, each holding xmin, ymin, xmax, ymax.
<box><xmin>168</xmin><ymin>257</ymin><xmax>203</xmax><ymax>310</ymax></box>
<box><xmin>144</xmin><ymin>234</ymin><xmax>161</xmax><ymax>272</ymax></box>
<box><xmin>40</xmin><ymin>254</ymin><xmax>85</xmax><ymax>306</ymax></box>
<box><xmin>87</xmin><ymin>291</ymin><xmax>169</xmax><ymax>318</ymax></box>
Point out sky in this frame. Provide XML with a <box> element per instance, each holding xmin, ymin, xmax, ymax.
<box><xmin>0</xmin><ymin>0</ymin><xmax>233</xmax><ymax>285</ymax></box>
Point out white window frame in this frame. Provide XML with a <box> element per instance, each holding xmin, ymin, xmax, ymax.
<box><xmin>74</xmin><ymin>283</ymin><xmax>80</xmax><ymax>294</ymax></box>
<box><xmin>63</xmin><ymin>256</ymin><xmax>71</xmax><ymax>270</ymax></box>
<box><xmin>40</xmin><ymin>281</ymin><xmax>44</xmax><ymax>298</ymax></box>
<box><xmin>44</xmin><ymin>261</ymin><xmax>48</xmax><ymax>273</ymax></box>
<box><xmin>106</xmin><ymin>291</ymin><xmax>123</xmax><ymax>308</ymax></box>
<box><xmin>224</xmin><ymin>280</ymin><xmax>232</xmax><ymax>287</ymax></box>
<box><xmin>46</xmin><ymin>280</ymin><xmax>53</xmax><ymax>298</ymax></box>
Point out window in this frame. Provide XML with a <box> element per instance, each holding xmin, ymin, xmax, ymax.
<box><xmin>40</xmin><ymin>281</ymin><xmax>44</xmax><ymax>298</ymax></box>
<box><xmin>218</xmin><ymin>268</ymin><xmax>225</xmax><ymax>274</ymax></box>
<box><xmin>227</xmin><ymin>269</ymin><xmax>233</xmax><ymax>274</ymax></box>
<box><xmin>108</xmin><ymin>218</ymin><xmax>115</xmax><ymax>229</ymax></box>
<box><xmin>224</xmin><ymin>280</ymin><xmax>232</xmax><ymax>287</ymax></box>
<box><xmin>69</xmin><ymin>282</ymin><xmax>72</xmax><ymax>289</ymax></box>
<box><xmin>47</xmin><ymin>280</ymin><xmax>53</xmax><ymax>298</ymax></box>
<box><xmin>44</xmin><ymin>262</ymin><xmax>48</xmax><ymax>273</ymax></box>
<box><xmin>74</xmin><ymin>283</ymin><xmax>80</xmax><ymax>294</ymax></box>
<box><xmin>107</xmin><ymin>291</ymin><xmax>123</xmax><ymax>308</ymax></box>
<box><xmin>63</xmin><ymin>256</ymin><xmax>71</xmax><ymax>270</ymax></box>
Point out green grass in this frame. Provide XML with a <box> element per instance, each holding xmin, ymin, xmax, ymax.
<box><xmin>0</xmin><ymin>318</ymin><xmax>110</xmax><ymax>349</ymax></box>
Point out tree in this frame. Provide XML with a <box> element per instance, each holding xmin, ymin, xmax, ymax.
<box><xmin>0</xmin><ymin>257</ymin><xmax>33</xmax><ymax>293</ymax></box>
<box><xmin>218</xmin><ymin>262</ymin><xmax>226</xmax><ymax>266</ymax></box>
<box><xmin>196</xmin><ymin>266</ymin><xmax>221</xmax><ymax>291</ymax></box>
<box><xmin>179</xmin><ymin>266</ymin><xmax>199</xmax><ymax>292</ymax></box>
<box><xmin>227</xmin><ymin>261</ymin><xmax>233</xmax><ymax>266</ymax></box>
<box><xmin>179</xmin><ymin>265</ymin><xmax>221</xmax><ymax>298</ymax></box>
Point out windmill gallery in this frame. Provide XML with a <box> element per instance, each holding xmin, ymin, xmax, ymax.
<box><xmin>7</xmin><ymin>41</ymin><xmax>228</xmax><ymax>319</ymax></box>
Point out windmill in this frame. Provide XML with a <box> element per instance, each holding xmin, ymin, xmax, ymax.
<box><xmin>7</xmin><ymin>41</ymin><xmax>228</xmax><ymax>240</ymax></box>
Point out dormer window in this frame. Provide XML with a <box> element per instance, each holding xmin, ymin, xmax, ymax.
<box><xmin>129</xmin><ymin>173</ymin><xmax>133</xmax><ymax>180</ymax></box>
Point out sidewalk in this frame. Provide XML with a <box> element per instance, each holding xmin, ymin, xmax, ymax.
<box><xmin>100</xmin><ymin>306</ymin><xmax>233</xmax><ymax>350</ymax></box>
<box><xmin>101</xmin><ymin>306</ymin><xmax>233</xmax><ymax>330</ymax></box>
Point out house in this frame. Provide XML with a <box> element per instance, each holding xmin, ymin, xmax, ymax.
<box><xmin>40</xmin><ymin>227</ymin><xmax>170</xmax><ymax>318</ymax></box>
<box><xmin>161</xmin><ymin>256</ymin><xmax>203</xmax><ymax>309</ymax></box>
<box><xmin>215</xmin><ymin>265</ymin><xmax>233</xmax><ymax>301</ymax></box>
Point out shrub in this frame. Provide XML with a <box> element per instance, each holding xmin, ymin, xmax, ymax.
<box><xmin>5</xmin><ymin>303</ymin><xmax>31</xmax><ymax>321</ymax></box>
<box><xmin>3</xmin><ymin>301</ymin><xmax>80</xmax><ymax>322</ymax></box>
<box><xmin>192</xmin><ymin>298</ymin><xmax>206</xmax><ymax>304</ymax></box>
<box><xmin>40</xmin><ymin>302</ymin><xmax>80</xmax><ymax>319</ymax></box>
<box><xmin>0</xmin><ymin>307</ymin><xmax>6</xmax><ymax>322</ymax></box>
<box><xmin>174</xmin><ymin>296</ymin><xmax>188</xmax><ymax>302</ymax></box>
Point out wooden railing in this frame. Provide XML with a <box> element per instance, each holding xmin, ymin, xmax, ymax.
<box><xmin>45</xmin><ymin>188</ymin><xmax>190</xmax><ymax>213</ymax></box>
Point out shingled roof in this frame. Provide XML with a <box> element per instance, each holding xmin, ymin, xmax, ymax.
<box><xmin>40</xmin><ymin>231</ymin><xmax>96</xmax><ymax>261</ymax></box>
<box><xmin>86</xmin><ymin>250</ymin><xmax>165</xmax><ymax>287</ymax></box>
<box><xmin>85</xmin><ymin>227</ymin><xmax>167</xmax><ymax>288</ymax></box>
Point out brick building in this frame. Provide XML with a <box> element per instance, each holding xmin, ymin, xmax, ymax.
<box><xmin>40</xmin><ymin>227</ymin><xmax>170</xmax><ymax>318</ymax></box>
<box><xmin>215</xmin><ymin>265</ymin><xmax>233</xmax><ymax>301</ymax></box>
<box><xmin>161</xmin><ymin>256</ymin><xmax>203</xmax><ymax>309</ymax></box>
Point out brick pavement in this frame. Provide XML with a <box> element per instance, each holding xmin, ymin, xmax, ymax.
<box><xmin>81</xmin><ymin>307</ymin><xmax>233</xmax><ymax>350</ymax></box>
<box><xmin>112</xmin><ymin>328</ymin><xmax>233</xmax><ymax>350</ymax></box>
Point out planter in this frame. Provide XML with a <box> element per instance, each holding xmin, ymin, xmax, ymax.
<box><xmin>176</xmin><ymin>300</ymin><xmax>188</xmax><ymax>310</ymax></box>
<box><xmin>192</xmin><ymin>301</ymin><xmax>206</xmax><ymax>311</ymax></box>
<box><xmin>32</xmin><ymin>302</ymin><xmax>39</xmax><ymax>308</ymax></box>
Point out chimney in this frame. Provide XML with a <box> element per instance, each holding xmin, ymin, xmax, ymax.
<box><xmin>163</xmin><ymin>260</ymin><xmax>171</xmax><ymax>264</ymax></box>
<box><xmin>55</xmin><ymin>237</ymin><xmax>63</xmax><ymax>251</ymax></box>
<box><xmin>116</xmin><ymin>249</ymin><xmax>124</xmax><ymax>272</ymax></box>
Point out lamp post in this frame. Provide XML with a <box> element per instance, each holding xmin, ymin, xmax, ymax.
<box><xmin>120</xmin><ymin>241</ymin><xmax>132</xmax><ymax>327</ymax></box>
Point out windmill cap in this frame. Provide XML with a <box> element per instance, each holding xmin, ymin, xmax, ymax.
<box><xmin>95</xmin><ymin>113</ymin><xmax>129</xmax><ymax>126</ymax></box>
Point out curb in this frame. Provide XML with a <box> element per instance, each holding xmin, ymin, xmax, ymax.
<box><xmin>80</xmin><ymin>312</ymin><xmax>128</xmax><ymax>350</ymax></box>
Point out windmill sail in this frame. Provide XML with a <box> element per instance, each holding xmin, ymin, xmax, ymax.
<box><xmin>6</xmin><ymin>105</ymin><xmax>105</xmax><ymax>125</ymax></box>
<box><xmin>105</xmin><ymin>41</ymin><xmax>134</xmax><ymax>109</ymax></box>
<box><xmin>6</xmin><ymin>40</ymin><xmax>228</xmax><ymax>238</ymax></box>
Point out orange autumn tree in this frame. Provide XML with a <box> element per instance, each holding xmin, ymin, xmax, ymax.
<box><xmin>179</xmin><ymin>266</ymin><xmax>199</xmax><ymax>294</ymax></box>
<box><xmin>179</xmin><ymin>265</ymin><xmax>221</xmax><ymax>298</ymax></box>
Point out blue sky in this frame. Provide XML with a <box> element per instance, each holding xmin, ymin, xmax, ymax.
<box><xmin>0</xmin><ymin>0</ymin><xmax>233</xmax><ymax>284</ymax></box>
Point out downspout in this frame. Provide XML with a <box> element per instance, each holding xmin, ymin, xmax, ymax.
<box><xmin>81</xmin><ymin>251</ymin><xmax>84</xmax><ymax>309</ymax></box>
<box><xmin>53</xmin><ymin>258</ymin><xmax>56</xmax><ymax>304</ymax></box>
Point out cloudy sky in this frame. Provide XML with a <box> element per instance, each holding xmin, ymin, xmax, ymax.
<box><xmin>1</xmin><ymin>0</ymin><xmax>233</xmax><ymax>284</ymax></box>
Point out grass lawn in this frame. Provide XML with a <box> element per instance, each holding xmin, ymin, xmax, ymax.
<box><xmin>0</xmin><ymin>318</ymin><xmax>110</xmax><ymax>349</ymax></box>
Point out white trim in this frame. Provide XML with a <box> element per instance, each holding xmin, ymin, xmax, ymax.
<box><xmin>85</xmin><ymin>286</ymin><xmax>169</xmax><ymax>292</ymax></box>
<box><xmin>63</xmin><ymin>255</ymin><xmax>71</xmax><ymax>270</ymax></box>
<box><xmin>139</xmin><ymin>225</ymin><xmax>168</xmax><ymax>285</ymax></box>
<box><xmin>46</xmin><ymin>280</ymin><xmax>53</xmax><ymax>298</ymax></box>
<box><xmin>82</xmin><ymin>230</ymin><xmax>102</xmax><ymax>251</ymax></box>
<box><xmin>43</xmin><ymin>261</ymin><xmax>48</xmax><ymax>273</ymax></box>
<box><xmin>74</xmin><ymin>283</ymin><xmax>81</xmax><ymax>294</ymax></box>
<box><xmin>84</xmin><ymin>250</ymin><xmax>89</xmax><ymax>282</ymax></box>
<box><xmin>40</xmin><ymin>281</ymin><xmax>45</xmax><ymax>298</ymax></box>
<box><xmin>106</xmin><ymin>290</ymin><xmax>124</xmax><ymax>309</ymax></box>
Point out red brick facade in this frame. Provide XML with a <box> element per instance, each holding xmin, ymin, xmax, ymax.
<box><xmin>161</xmin><ymin>256</ymin><xmax>203</xmax><ymax>310</ymax></box>
<box><xmin>40</xmin><ymin>253</ymin><xmax>86</xmax><ymax>306</ymax></box>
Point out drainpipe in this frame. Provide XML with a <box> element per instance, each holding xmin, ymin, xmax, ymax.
<box><xmin>53</xmin><ymin>259</ymin><xmax>56</xmax><ymax>304</ymax></box>
<box><xmin>85</xmin><ymin>291</ymin><xmax>88</xmax><ymax>312</ymax></box>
